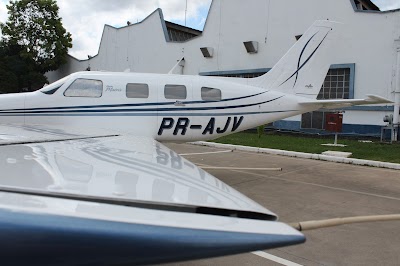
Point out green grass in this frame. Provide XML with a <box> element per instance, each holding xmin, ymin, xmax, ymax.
<box><xmin>212</xmin><ymin>132</ymin><xmax>400</xmax><ymax>164</ymax></box>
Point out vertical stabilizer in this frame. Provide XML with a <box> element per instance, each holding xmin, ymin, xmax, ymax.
<box><xmin>250</xmin><ymin>20</ymin><xmax>341</xmax><ymax>99</ymax></box>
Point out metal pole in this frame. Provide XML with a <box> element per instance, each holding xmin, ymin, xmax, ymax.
<box><xmin>185</xmin><ymin>0</ymin><xmax>188</xmax><ymax>26</ymax></box>
<box><xmin>393</xmin><ymin>45</ymin><xmax>400</xmax><ymax>141</ymax></box>
<box><xmin>334</xmin><ymin>133</ymin><xmax>338</xmax><ymax>145</ymax></box>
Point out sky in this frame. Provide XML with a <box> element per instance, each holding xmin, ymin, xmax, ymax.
<box><xmin>371</xmin><ymin>0</ymin><xmax>400</xmax><ymax>10</ymax></box>
<box><xmin>0</xmin><ymin>0</ymin><xmax>399</xmax><ymax>60</ymax></box>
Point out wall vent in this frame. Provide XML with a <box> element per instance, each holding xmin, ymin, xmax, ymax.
<box><xmin>200</xmin><ymin>47</ymin><xmax>214</xmax><ymax>58</ymax></box>
<box><xmin>243</xmin><ymin>41</ymin><xmax>258</xmax><ymax>54</ymax></box>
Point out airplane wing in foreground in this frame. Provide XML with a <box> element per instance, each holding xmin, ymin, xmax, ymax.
<box><xmin>299</xmin><ymin>94</ymin><xmax>393</xmax><ymax>109</ymax></box>
<box><xmin>0</xmin><ymin>124</ymin><xmax>304</xmax><ymax>265</ymax></box>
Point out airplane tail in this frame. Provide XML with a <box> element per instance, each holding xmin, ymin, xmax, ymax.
<box><xmin>250</xmin><ymin>20</ymin><xmax>342</xmax><ymax>99</ymax></box>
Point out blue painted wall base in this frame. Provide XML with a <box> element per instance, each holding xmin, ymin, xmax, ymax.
<box><xmin>273</xmin><ymin>120</ymin><xmax>382</xmax><ymax>137</ymax></box>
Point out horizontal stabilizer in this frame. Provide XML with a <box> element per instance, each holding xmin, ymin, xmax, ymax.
<box><xmin>299</xmin><ymin>94</ymin><xmax>393</xmax><ymax>109</ymax></box>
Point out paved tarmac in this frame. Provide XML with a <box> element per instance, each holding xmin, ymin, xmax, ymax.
<box><xmin>162</xmin><ymin>143</ymin><xmax>400</xmax><ymax>266</ymax></box>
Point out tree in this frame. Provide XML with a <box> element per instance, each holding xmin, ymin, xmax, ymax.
<box><xmin>0</xmin><ymin>40</ymin><xmax>49</xmax><ymax>93</ymax></box>
<box><xmin>0</xmin><ymin>0</ymin><xmax>72</xmax><ymax>91</ymax></box>
<box><xmin>0</xmin><ymin>42</ymin><xmax>19</xmax><ymax>93</ymax></box>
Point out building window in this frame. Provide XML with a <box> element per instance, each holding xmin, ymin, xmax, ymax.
<box><xmin>126</xmin><ymin>83</ymin><xmax>149</xmax><ymax>98</ymax></box>
<box><xmin>353</xmin><ymin>0</ymin><xmax>380</xmax><ymax>11</ymax></box>
<box><xmin>317</xmin><ymin>68</ymin><xmax>351</xmax><ymax>100</ymax></box>
<box><xmin>302</xmin><ymin>67</ymin><xmax>351</xmax><ymax>129</ymax></box>
<box><xmin>164</xmin><ymin>84</ymin><xmax>187</xmax><ymax>99</ymax></box>
<box><xmin>64</xmin><ymin>79</ymin><xmax>103</xmax><ymax>98</ymax></box>
<box><xmin>201</xmin><ymin>87</ymin><xmax>221</xmax><ymax>101</ymax></box>
<box><xmin>301</xmin><ymin>111</ymin><xmax>334</xmax><ymax>130</ymax></box>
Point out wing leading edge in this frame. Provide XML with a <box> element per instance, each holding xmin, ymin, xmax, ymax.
<box><xmin>0</xmin><ymin>124</ymin><xmax>304</xmax><ymax>265</ymax></box>
<box><xmin>299</xmin><ymin>94</ymin><xmax>393</xmax><ymax>109</ymax></box>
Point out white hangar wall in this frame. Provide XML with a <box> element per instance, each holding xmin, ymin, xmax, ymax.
<box><xmin>48</xmin><ymin>10</ymin><xmax>184</xmax><ymax>78</ymax></box>
<box><xmin>47</xmin><ymin>0</ymin><xmax>400</xmax><ymax>136</ymax></box>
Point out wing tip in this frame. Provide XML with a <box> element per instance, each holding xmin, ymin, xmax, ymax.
<box><xmin>365</xmin><ymin>94</ymin><xmax>394</xmax><ymax>104</ymax></box>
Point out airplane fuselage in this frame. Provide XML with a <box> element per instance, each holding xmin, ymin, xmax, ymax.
<box><xmin>0</xmin><ymin>71</ymin><xmax>318</xmax><ymax>142</ymax></box>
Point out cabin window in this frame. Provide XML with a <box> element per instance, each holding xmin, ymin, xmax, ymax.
<box><xmin>41</xmin><ymin>84</ymin><xmax>63</xmax><ymax>95</ymax></box>
<box><xmin>40</xmin><ymin>76</ymin><xmax>70</xmax><ymax>95</ymax></box>
<box><xmin>126</xmin><ymin>83</ymin><xmax>149</xmax><ymax>98</ymax></box>
<box><xmin>164</xmin><ymin>84</ymin><xmax>187</xmax><ymax>99</ymax></box>
<box><xmin>64</xmin><ymin>79</ymin><xmax>103</xmax><ymax>98</ymax></box>
<box><xmin>201</xmin><ymin>87</ymin><xmax>221</xmax><ymax>101</ymax></box>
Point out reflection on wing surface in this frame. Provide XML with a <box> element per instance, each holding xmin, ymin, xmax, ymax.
<box><xmin>0</xmin><ymin>131</ymin><xmax>275</xmax><ymax>219</ymax></box>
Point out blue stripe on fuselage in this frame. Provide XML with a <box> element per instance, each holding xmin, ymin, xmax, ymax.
<box><xmin>0</xmin><ymin>91</ymin><xmax>268</xmax><ymax>113</ymax></box>
<box><xmin>0</xmin><ymin>96</ymin><xmax>283</xmax><ymax>115</ymax></box>
<box><xmin>0</xmin><ymin>110</ymin><xmax>297</xmax><ymax>117</ymax></box>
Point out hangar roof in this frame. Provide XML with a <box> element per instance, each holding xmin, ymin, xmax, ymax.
<box><xmin>354</xmin><ymin>0</ymin><xmax>380</xmax><ymax>11</ymax></box>
<box><xmin>165</xmin><ymin>21</ymin><xmax>202</xmax><ymax>42</ymax></box>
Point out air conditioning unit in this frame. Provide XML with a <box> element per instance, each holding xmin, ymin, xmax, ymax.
<box><xmin>383</xmin><ymin>114</ymin><xmax>393</xmax><ymax>125</ymax></box>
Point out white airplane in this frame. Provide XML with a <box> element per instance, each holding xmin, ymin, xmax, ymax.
<box><xmin>0</xmin><ymin>21</ymin><xmax>392</xmax><ymax>265</ymax></box>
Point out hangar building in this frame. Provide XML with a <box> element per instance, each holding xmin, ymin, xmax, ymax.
<box><xmin>47</xmin><ymin>0</ymin><xmax>400</xmax><ymax>137</ymax></box>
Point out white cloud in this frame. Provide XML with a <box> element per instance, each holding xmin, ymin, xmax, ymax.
<box><xmin>371</xmin><ymin>0</ymin><xmax>400</xmax><ymax>11</ymax></box>
<box><xmin>0</xmin><ymin>0</ymin><xmax>211</xmax><ymax>59</ymax></box>
<box><xmin>197</xmin><ymin>17</ymin><xmax>207</xmax><ymax>28</ymax></box>
<box><xmin>0</xmin><ymin>0</ymin><xmax>8</xmax><ymax>24</ymax></box>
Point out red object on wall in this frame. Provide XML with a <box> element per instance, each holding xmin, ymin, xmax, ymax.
<box><xmin>325</xmin><ymin>113</ymin><xmax>343</xmax><ymax>132</ymax></box>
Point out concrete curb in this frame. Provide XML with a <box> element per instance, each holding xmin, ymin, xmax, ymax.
<box><xmin>189</xmin><ymin>141</ymin><xmax>400</xmax><ymax>171</ymax></box>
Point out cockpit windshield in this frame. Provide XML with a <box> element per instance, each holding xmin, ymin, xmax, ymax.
<box><xmin>40</xmin><ymin>75</ymin><xmax>70</xmax><ymax>95</ymax></box>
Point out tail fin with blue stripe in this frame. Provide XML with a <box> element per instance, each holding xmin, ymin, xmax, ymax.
<box><xmin>250</xmin><ymin>20</ymin><xmax>341</xmax><ymax>99</ymax></box>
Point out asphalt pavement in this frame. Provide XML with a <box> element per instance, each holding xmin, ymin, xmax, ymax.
<box><xmin>161</xmin><ymin>143</ymin><xmax>400</xmax><ymax>266</ymax></box>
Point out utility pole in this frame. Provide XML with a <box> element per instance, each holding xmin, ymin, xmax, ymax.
<box><xmin>393</xmin><ymin>42</ymin><xmax>400</xmax><ymax>141</ymax></box>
